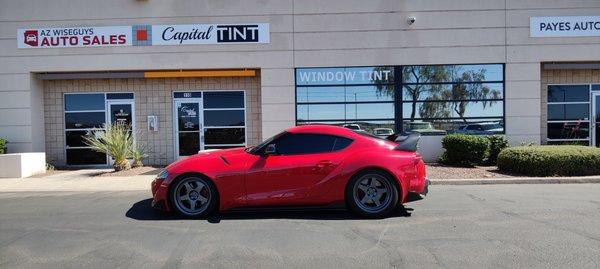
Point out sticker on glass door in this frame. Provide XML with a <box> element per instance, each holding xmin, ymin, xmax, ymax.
<box><xmin>109</xmin><ymin>103</ymin><xmax>133</xmax><ymax>127</ymax></box>
<box><xmin>175</xmin><ymin>98</ymin><xmax>203</xmax><ymax>159</ymax></box>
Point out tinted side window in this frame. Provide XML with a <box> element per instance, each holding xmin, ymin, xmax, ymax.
<box><xmin>333</xmin><ymin>137</ymin><xmax>353</xmax><ymax>151</ymax></box>
<box><xmin>275</xmin><ymin>134</ymin><xmax>340</xmax><ymax>155</ymax></box>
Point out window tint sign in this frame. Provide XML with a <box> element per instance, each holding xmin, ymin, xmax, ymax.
<box><xmin>531</xmin><ymin>16</ymin><xmax>600</xmax><ymax>37</ymax></box>
<box><xmin>18</xmin><ymin>23</ymin><xmax>269</xmax><ymax>48</ymax></box>
<box><xmin>153</xmin><ymin>23</ymin><xmax>269</xmax><ymax>45</ymax></box>
<box><xmin>18</xmin><ymin>26</ymin><xmax>131</xmax><ymax>48</ymax></box>
<box><xmin>296</xmin><ymin>67</ymin><xmax>395</xmax><ymax>86</ymax></box>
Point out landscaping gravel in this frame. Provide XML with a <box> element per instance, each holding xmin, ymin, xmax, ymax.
<box><xmin>94</xmin><ymin>166</ymin><xmax>162</xmax><ymax>177</ymax></box>
<box><xmin>426</xmin><ymin>163</ymin><xmax>518</xmax><ymax>179</ymax></box>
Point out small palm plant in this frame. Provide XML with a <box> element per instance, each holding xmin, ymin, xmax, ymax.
<box><xmin>131</xmin><ymin>141</ymin><xmax>148</xmax><ymax>168</ymax></box>
<box><xmin>84</xmin><ymin>123</ymin><xmax>133</xmax><ymax>171</ymax></box>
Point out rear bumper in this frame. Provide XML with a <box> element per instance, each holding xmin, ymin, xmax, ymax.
<box><xmin>405</xmin><ymin>178</ymin><xmax>429</xmax><ymax>203</ymax></box>
<box><xmin>420</xmin><ymin>179</ymin><xmax>429</xmax><ymax>196</ymax></box>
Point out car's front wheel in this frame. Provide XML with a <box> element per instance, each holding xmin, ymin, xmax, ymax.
<box><xmin>346</xmin><ymin>169</ymin><xmax>399</xmax><ymax>218</ymax></box>
<box><xmin>169</xmin><ymin>175</ymin><xmax>218</xmax><ymax>218</ymax></box>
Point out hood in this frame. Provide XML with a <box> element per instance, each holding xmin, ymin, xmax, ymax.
<box><xmin>166</xmin><ymin>147</ymin><xmax>246</xmax><ymax>171</ymax></box>
<box><xmin>195</xmin><ymin>147</ymin><xmax>246</xmax><ymax>157</ymax></box>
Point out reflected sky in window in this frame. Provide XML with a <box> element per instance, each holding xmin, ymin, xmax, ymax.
<box><xmin>297</xmin><ymin>103</ymin><xmax>394</xmax><ymax>121</ymax></box>
<box><xmin>297</xmin><ymin>86</ymin><xmax>394</xmax><ymax>103</ymax></box>
<box><xmin>403</xmin><ymin>64</ymin><xmax>503</xmax><ymax>84</ymax></box>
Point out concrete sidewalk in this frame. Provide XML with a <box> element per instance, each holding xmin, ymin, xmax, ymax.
<box><xmin>0</xmin><ymin>169</ymin><xmax>154</xmax><ymax>192</ymax></box>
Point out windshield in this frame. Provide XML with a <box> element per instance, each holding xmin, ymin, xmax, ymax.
<box><xmin>354</xmin><ymin>130</ymin><xmax>386</xmax><ymax>140</ymax></box>
<box><xmin>375</xmin><ymin>129</ymin><xmax>392</xmax><ymax>135</ymax></box>
<box><xmin>410</xmin><ymin>123</ymin><xmax>430</xmax><ymax>129</ymax></box>
<box><xmin>482</xmin><ymin>123</ymin><xmax>502</xmax><ymax>130</ymax></box>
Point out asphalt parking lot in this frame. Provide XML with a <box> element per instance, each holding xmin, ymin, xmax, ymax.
<box><xmin>1</xmin><ymin>184</ymin><xmax>600</xmax><ymax>268</ymax></box>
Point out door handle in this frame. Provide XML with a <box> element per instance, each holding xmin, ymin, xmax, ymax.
<box><xmin>316</xmin><ymin>160</ymin><xmax>333</xmax><ymax>168</ymax></box>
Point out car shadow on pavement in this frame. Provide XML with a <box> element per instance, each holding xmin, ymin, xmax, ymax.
<box><xmin>126</xmin><ymin>198</ymin><xmax>413</xmax><ymax>222</ymax></box>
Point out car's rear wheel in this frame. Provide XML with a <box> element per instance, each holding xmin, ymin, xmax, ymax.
<box><xmin>169</xmin><ymin>175</ymin><xmax>218</xmax><ymax>218</ymax></box>
<box><xmin>346</xmin><ymin>169</ymin><xmax>399</xmax><ymax>218</ymax></box>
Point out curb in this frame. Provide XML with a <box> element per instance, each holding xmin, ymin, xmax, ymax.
<box><xmin>430</xmin><ymin>177</ymin><xmax>600</xmax><ymax>185</ymax></box>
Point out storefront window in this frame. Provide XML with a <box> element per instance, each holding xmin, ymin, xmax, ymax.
<box><xmin>402</xmin><ymin>64</ymin><xmax>504</xmax><ymax>134</ymax></box>
<box><xmin>295</xmin><ymin>67</ymin><xmax>395</xmax><ymax>134</ymax></box>
<box><xmin>202</xmin><ymin>91</ymin><xmax>246</xmax><ymax>149</ymax></box>
<box><xmin>546</xmin><ymin>85</ymin><xmax>591</xmax><ymax>145</ymax></box>
<box><xmin>64</xmin><ymin>93</ymin><xmax>105</xmax><ymax>111</ymax></box>
<box><xmin>295</xmin><ymin>64</ymin><xmax>504</xmax><ymax>136</ymax></box>
<box><xmin>64</xmin><ymin>93</ymin><xmax>134</xmax><ymax>165</ymax></box>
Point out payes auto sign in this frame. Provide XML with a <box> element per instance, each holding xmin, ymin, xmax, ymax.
<box><xmin>531</xmin><ymin>16</ymin><xmax>600</xmax><ymax>37</ymax></box>
<box><xmin>18</xmin><ymin>23</ymin><xmax>269</xmax><ymax>48</ymax></box>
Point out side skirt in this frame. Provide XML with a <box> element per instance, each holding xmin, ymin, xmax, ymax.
<box><xmin>225</xmin><ymin>202</ymin><xmax>347</xmax><ymax>213</ymax></box>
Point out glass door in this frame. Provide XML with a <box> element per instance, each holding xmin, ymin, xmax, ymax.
<box><xmin>593</xmin><ymin>93</ymin><xmax>600</xmax><ymax>147</ymax></box>
<box><xmin>106</xmin><ymin>100</ymin><xmax>135</xmax><ymax>164</ymax></box>
<box><xmin>174</xmin><ymin>98</ymin><xmax>204</xmax><ymax>159</ymax></box>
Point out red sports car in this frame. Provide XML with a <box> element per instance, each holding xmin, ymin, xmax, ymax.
<box><xmin>151</xmin><ymin>125</ymin><xmax>428</xmax><ymax>218</ymax></box>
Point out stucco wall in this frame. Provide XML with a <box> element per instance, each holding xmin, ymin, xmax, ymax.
<box><xmin>1</xmin><ymin>0</ymin><xmax>600</xmax><ymax>155</ymax></box>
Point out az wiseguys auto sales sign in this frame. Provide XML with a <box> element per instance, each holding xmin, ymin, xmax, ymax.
<box><xmin>18</xmin><ymin>26</ymin><xmax>132</xmax><ymax>48</ymax></box>
<box><xmin>17</xmin><ymin>23</ymin><xmax>269</xmax><ymax>48</ymax></box>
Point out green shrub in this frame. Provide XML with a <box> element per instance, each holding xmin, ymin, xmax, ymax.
<box><xmin>440</xmin><ymin>134</ymin><xmax>489</xmax><ymax>167</ymax></box>
<box><xmin>0</xmin><ymin>138</ymin><xmax>6</xmax><ymax>154</ymax></box>
<box><xmin>497</xmin><ymin>146</ymin><xmax>600</xmax><ymax>176</ymax></box>
<box><xmin>485</xmin><ymin>135</ymin><xmax>509</xmax><ymax>165</ymax></box>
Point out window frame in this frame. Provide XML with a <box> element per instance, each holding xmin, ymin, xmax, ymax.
<box><xmin>546</xmin><ymin>83</ymin><xmax>593</xmax><ymax>145</ymax></box>
<box><xmin>201</xmin><ymin>90</ymin><xmax>247</xmax><ymax>149</ymax></box>
<box><xmin>172</xmin><ymin>90</ymin><xmax>248</xmax><ymax>155</ymax></box>
<box><xmin>294</xmin><ymin>64</ymin><xmax>506</xmax><ymax>136</ymax></box>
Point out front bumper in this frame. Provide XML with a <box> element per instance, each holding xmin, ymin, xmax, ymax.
<box><xmin>151</xmin><ymin>178</ymin><xmax>170</xmax><ymax>211</ymax></box>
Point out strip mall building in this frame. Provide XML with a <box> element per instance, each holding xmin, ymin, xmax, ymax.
<box><xmin>1</xmin><ymin>0</ymin><xmax>600</xmax><ymax>166</ymax></box>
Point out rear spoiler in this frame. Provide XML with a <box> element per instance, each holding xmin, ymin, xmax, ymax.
<box><xmin>385</xmin><ymin>132</ymin><xmax>421</xmax><ymax>152</ymax></box>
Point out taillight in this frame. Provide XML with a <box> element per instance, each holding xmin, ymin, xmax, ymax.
<box><xmin>414</xmin><ymin>156</ymin><xmax>426</xmax><ymax>180</ymax></box>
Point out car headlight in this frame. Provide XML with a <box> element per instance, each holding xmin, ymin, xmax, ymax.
<box><xmin>156</xmin><ymin>169</ymin><xmax>169</xmax><ymax>180</ymax></box>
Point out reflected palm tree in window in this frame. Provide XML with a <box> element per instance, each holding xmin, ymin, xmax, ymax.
<box><xmin>405</xmin><ymin>66</ymin><xmax>501</xmax><ymax>123</ymax></box>
<box><xmin>445</xmin><ymin>69</ymin><xmax>501</xmax><ymax>123</ymax></box>
<box><xmin>403</xmin><ymin>66</ymin><xmax>450</xmax><ymax>120</ymax></box>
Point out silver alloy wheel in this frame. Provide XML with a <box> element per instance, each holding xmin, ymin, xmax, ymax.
<box><xmin>352</xmin><ymin>174</ymin><xmax>392</xmax><ymax>213</ymax></box>
<box><xmin>173</xmin><ymin>177</ymin><xmax>211</xmax><ymax>215</ymax></box>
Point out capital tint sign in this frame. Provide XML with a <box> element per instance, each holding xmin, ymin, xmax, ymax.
<box><xmin>152</xmin><ymin>23</ymin><xmax>269</xmax><ymax>45</ymax></box>
<box><xmin>18</xmin><ymin>23</ymin><xmax>269</xmax><ymax>48</ymax></box>
<box><xmin>18</xmin><ymin>26</ymin><xmax>132</xmax><ymax>48</ymax></box>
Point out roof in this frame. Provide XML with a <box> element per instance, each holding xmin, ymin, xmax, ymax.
<box><xmin>286</xmin><ymin>124</ymin><xmax>357</xmax><ymax>137</ymax></box>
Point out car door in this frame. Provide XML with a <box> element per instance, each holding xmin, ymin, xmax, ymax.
<box><xmin>244</xmin><ymin>133</ymin><xmax>352</xmax><ymax>206</ymax></box>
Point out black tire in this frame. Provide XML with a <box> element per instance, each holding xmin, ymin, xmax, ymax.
<box><xmin>169</xmin><ymin>175</ymin><xmax>218</xmax><ymax>218</ymax></box>
<box><xmin>346</xmin><ymin>169</ymin><xmax>399</xmax><ymax>218</ymax></box>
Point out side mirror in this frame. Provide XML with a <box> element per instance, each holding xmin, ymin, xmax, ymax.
<box><xmin>264</xmin><ymin>144</ymin><xmax>277</xmax><ymax>155</ymax></box>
